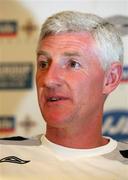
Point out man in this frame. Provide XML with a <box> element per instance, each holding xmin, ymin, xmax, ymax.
<box><xmin>0</xmin><ymin>11</ymin><xmax>128</xmax><ymax>180</ymax></box>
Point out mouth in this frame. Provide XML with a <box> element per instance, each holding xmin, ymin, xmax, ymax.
<box><xmin>46</xmin><ymin>96</ymin><xmax>69</xmax><ymax>103</ymax></box>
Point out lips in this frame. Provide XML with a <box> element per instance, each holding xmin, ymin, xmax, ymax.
<box><xmin>47</xmin><ymin>96</ymin><xmax>68</xmax><ymax>102</ymax></box>
<box><xmin>45</xmin><ymin>94</ymin><xmax>70</xmax><ymax>104</ymax></box>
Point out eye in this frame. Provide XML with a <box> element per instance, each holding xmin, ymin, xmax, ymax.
<box><xmin>69</xmin><ymin>60</ymin><xmax>81</xmax><ymax>69</ymax></box>
<box><xmin>38</xmin><ymin>61</ymin><xmax>49</xmax><ymax>70</ymax></box>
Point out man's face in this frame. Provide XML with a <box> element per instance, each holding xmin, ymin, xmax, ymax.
<box><xmin>36</xmin><ymin>32</ymin><xmax>105</xmax><ymax>129</ymax></box>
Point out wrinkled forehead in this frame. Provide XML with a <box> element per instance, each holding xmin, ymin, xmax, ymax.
<box><xmin>37</xmin><ymin>32</ymin><xmax>97</xmax><ymax>55</ymax></box>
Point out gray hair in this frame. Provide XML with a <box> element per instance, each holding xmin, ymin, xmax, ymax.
<box><xmin>38</xmin><ymin>11</ymin><xmax>123</xmax><ymax>70</ymax></box>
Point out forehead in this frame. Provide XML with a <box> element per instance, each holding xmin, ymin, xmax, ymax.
<box><xmin>38</xmin><ymin>32</ymin><xmax>96</xmax><ymax>55</ymax></box>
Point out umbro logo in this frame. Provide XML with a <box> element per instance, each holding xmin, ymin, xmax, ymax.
<box><xmin>0</xmin><ymin>156</ymin><xmax>30</xmax><ymax>164</ymax></box>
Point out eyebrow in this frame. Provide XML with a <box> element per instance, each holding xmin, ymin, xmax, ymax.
<box><xmin>37</xmin><ymin>50</ymin><xmax>81</xmax><ymax>61</ymax></box>
<box><xmin>63</xmin><ymin>52</ymin><xmax>81</xmax><ymax>57</ymax></box>
<box><xmin>37</xmin><ymin>50</ymin><xmax>51</xmax><ymax>59</ymax></box>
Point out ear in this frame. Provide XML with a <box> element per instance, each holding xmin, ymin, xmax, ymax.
<box><xmin>103</xmin><ymin>62</ymin><xmax>122</xmax><ymax>95</ymax></box>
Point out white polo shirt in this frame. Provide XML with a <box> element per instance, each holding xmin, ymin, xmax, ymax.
<box><xmin>0</xmin><ymin>135</ymin><xmax>128</xmax><ymax>180</ymax></box>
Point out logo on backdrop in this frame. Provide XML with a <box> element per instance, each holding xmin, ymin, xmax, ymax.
<box><xmin>0</xmin><ymin>116</ymin><xmax>15</xmax><ymax>134</ymax></box>
<box><xmin>0</xmin><ymin>62</ymin><xmax>33</xmax><ymax>89</ymax></box>
<box><xmin>19</xmin><ymin>115</ymin><xmax>36</xmax><ymax>134</ymax></box>
<box><xmin>0</xmin><ymin>19</ymin><xmax>38</xmax><ymax>38</ymax></box>
<box><xmin>106</xmin><ymin>15</ymin><xmax>128</xmax><ymax>36</ymax></box>
<box><xmin>0</xmin><ymin>21</ymin><xmax>17</xmax><ymax>37</ymax></box>
<box><xmin>121</xmin><ymin>66</ymin><xmax>128</xmax><ymax>83</ymax></box>
<box><xmin>22</xmin><ymin>19</ymin><xmax>37</xmax><ymax>37</ymax></box>
<box><xmin>103</xmin><ymin>110</ymin><xmax>128</xmax><ymax>141</ymax></box>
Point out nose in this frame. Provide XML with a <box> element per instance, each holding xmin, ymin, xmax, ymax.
<box><xmin>43</xmin><ymin>63</ymin><xmax>65</xmax><ymax>89</ymax></box>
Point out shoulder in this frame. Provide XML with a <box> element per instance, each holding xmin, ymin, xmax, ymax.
<box><xmin>117</xmin><ymin>141</ymin><xmax>128</xmax><ymax>158</ymax></box>
<box><xmin>0</xmin><ymin>134</ymin><xmax>42</xmax><ymax>146</ymax></box>
<box><xmin>104</xmin><ymin>140</ymin><xmax>128</xmax><ymax>164</ymax></box>
<box><xmin>0</xmin><ymin>135</ymin><xmax>42</xmax><ymax>164</ymax></box>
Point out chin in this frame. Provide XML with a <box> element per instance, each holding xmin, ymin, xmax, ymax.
<box><xmin>43</xmin><ymin>112</ymin><xmax>71</xmax><ymax>128</ymax></box>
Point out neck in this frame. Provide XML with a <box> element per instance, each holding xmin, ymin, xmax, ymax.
<box><xmin>45</xmin><ymin>117</ymin><xmax>108</xmax><ymax>149</ymax></box>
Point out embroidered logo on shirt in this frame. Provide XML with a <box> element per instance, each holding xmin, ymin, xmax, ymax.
<box><xmin>0</xmin><ymin>156</ymin><xmax>30</xmax><ymax>164</ymax></box>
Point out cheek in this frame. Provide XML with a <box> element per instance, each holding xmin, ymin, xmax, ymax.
<box><xmin>37</xmin><ymin>87</ymin><xmax>43</xmax><ymax>106</ymax></box>
<box><xmin>70</xmin><ymin>71</ymin><xmax>104</xmax><ymax>101</ymax></box>
<box><xmin>36</xmin><ymin>71</ymin><xmax>44</xmax><ymax>85</ymax></box>
<box><xmin>36</xmin><ymin>75</ymin><xmax>41</xmax><ymax>97</ymax></box>
<box><xmin>67</xmin><ymin>73</ymin><xmax>87</xmax><ymax>100</ymax></box>
<box><xmin>36</xmin><ymin>72</ymin><xmax>46</xmax><ymax>98</ymax></box>
<box><xmin>36</xmin><ymin>72</ymin><xmax>41</xmax><ymax>89</ymax></box>
<box><xmin>87</xmin><ymin>75</ymin><xmax>105</xmax><ymax>106</ymax></box>
<box><xmin>36</xmin><ymin>75</ymin><xmax>44</xmax><ymax>105</ymax></box>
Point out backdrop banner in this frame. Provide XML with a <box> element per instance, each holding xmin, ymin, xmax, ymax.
<box><xmin>0</xmin><ymin>0</ymin><xmax>128</xmax><ymax>141</ymax></box>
